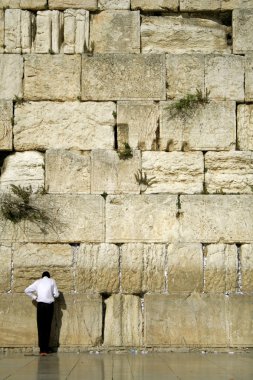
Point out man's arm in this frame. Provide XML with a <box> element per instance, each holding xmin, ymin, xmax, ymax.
<box><xmin>24</xmin><ymin>282</ymin><xmax>38</xmax><ymax>301</ymax></box>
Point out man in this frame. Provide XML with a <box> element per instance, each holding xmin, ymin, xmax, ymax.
<box><xmin>25</xmin><ymin>271</ymin><xmax>59</xmax><ymax>356</ymax></box>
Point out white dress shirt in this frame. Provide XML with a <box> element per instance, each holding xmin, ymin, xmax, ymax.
<box><xmin>25</xmin><ymin>276</ymin><xmax>59</xmax><ymax>304</ymax></box>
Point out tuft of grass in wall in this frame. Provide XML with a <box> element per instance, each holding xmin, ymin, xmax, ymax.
<box><xmin>134</xmin><ymin>169</ymin><xmax>157</xmax><ymax>193</ymax></box>
<box><xmin>118</xmin><ymin>142</ymin><xmax>133</xmax><ymax>160</ymax></box>
<box><xmin>167</xmin><ymin>89</ymin><xmax>210</xmax><ymax>119</ymax></box>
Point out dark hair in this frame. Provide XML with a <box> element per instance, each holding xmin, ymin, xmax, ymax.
<box><xmin>42</xmin><ymin>271</ymin><xmax>50</xmax><ymax>278</ymax></box>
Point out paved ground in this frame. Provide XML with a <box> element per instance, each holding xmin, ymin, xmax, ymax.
<box><xmin>0</xmin><ymin>351</ymin><xmax>253</xmax><ymax>380</ymax></box>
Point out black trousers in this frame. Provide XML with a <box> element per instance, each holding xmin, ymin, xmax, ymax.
<box><xmin>37</xmin><ymin>302</ymin><xmax>54</xmax><ymax>353</ymax></box>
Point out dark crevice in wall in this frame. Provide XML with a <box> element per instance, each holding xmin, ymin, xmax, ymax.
<box><xmin>100</xmin><ymin>293</ymin><xmax>111</xmax><ymax>345</ymax></box>
<box><xmin>114</xmin><ymin>125</ymin><xmax>118</xmax><ymax>150</ymax></box>
<box><xmin>236</xmin><ymin>244</ymin><xmax>242</xmax><ymax>293</ymax></box>
<box><xmin>0</xmin><ymin>152</ymin><xmax>13</xmax><ymax>176</ymax></box>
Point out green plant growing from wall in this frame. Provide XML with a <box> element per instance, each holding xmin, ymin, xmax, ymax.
<box><xmin>167</xmin><ymin>89</ymin><xmax>210</xmax><ymax>119</ymax></box>
<box><xmin>134</xmin><ymin>169</ymin><xmax>157</xmax><ymax>193</ymax></box>
<box><xmin>118</xmin><ymin>142</ymin><xmax>133</xmax><ymax>160</ymax></box>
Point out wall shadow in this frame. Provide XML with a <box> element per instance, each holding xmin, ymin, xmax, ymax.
<box><xmin>50</xmin><ymin>291</ymin><xmax>66</xmax><ymax>352</ymax></box>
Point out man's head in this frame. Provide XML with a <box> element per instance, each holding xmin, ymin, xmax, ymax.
<box><xmin>42</xmin><ymin>271</ymin><xmax>50</xmax><ymax>278</ymax></box>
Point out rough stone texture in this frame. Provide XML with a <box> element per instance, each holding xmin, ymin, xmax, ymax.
<box><xmin>120</xmin><ymin>243</ymin><xmax>167</xmax><ymax>293</ymax></box>
<box><xmin>48</xmin><ymin>0</ymin><xmax>97</xmax><ymax>9</ymax></box>
<box><xmin>76</xmin><ymin>244</ymin><xmax>119</xmax><ymax>293</ymax></box>
<box><xmin>228</xmin><ymin>295</ymin><xmax>253</xmax><ymax>347</ymax></box>
<box><xmin>180</xmin><ymin>195</ymin><xmax>253</xmax><ymax>243</ymax></box>
<box><xmin>160</xmin><ymin>101</ymin><xmax>236</xmax><ymax>151</ymax></box>
<box><xmin>221</xmin><ymin>0</ymin><xmax>253</xmax><ymax>9</ymax></box>
<box><xmin>14</xmin><ymin>101</ymin><xmax>115</xmax><ymax>151</ymax></box>
<box><xmin>131</xmin><ymin>0</ymin><xmax>179</xmax><ymax>11</ymax></box>
<box><xmin>0</xmin><ymin>0</ymin><xmax>47</xmax><ymax>9</ymax></box>
<box><xmin>233</xmin><ymin>10</ymin><xmax>253</xmax><ymax>54</ymax></box>
<box><xmin>180</xmin><ymin>0</ymin><xmax>221</xmax><ymax>10</ymax></box>
<box><xmin>63</xmin><ymin>9</ymin><xmax>89</xmax><ymax>54</ymax></box>
<box><xmin>35</xmin><ymin>11</ymin><xmax>53</xmax><ymax>53</ymax></box>
<box><xmin>104</xmin><ymin>294</ymin><xmax>143</xmax><ymax>346</ymax></box>
<box><xmin>240</xmin><ymin>244</ymin><xmax>253</xmax><ymax>293</ymax></box>
<box><xmin>117</xmin><ymin>101</ymin><xmax>159</xmax><ymax>150</ymax></box>
<box><xmin>82</xmin><ymin>54</ymin><xmax>166</xmax><ymax>101</ymax></box>
<box><xmin>45</xmin><ymin>150</ymin><xmax>91</xmax><ymax>194</ymax></box>
<box><xmin>142</xmin><ymin>151</ymin><xmax>204</xmax><ymax>194</ymax></box>
<box><xmin>167</xmin><ymin>243</ymin><xmax>203</xmax><ymax>293</ymax></box>
<box><xmin>106</xmin><ymin>195</ymin><xmax>178</xmax><ymax>243</ymax></box>
<box><xmin>166</xmin><ymin>54</ymin><xmax>205</xmax><ymax>100</ymax></box>
<box><xmin>0</xmin><ymin>194</ymin><xmax>105</xmax><ymax>243</ymax></box>
<box><xmin>90</xmin><ymin>11</ymin><xmax>140</xmax><ymax>53</ymax></box>
<box><xmin>0</xmin><ymin>100</ymin><xmax>13</xmax><ymax>150</ymax></box>
<box><xmin>4</xmin><ymin>9</ymin><xmax>22</xmax><ymax>53</ymax></box>
<box><xmin>0</xmin><ymin>151</ymin><xmax>44</xmax><ymax>192</ymax></box>
<box><xmin>237</xmin><ymin>105</ymin><xmax>253</xmax><ymax>150</ymax></box>
<box><xmin>145</xmin><ymin>294</ymin><xmax>228</xmax><ymax>346</ymax></box>
<box><xmin>98</xmin><ymin>0</ymin><xmax>130</xmax><ymax>9</ymax></box>
<box><xmin>205</xmin><ymin>151</ymin><xmax>253</xmax><ymax>194</ymax></box>
<box><xmin>91</xmin><ymin>149</ymin><xmax>140</xmax><ymax>194</ymax></box>
<box><xmin>205</xmin><ymin>55</ymin><xmax>245</xmax><ymax>101</ymax></box>
<box><xmin>204</xmin><ymin>244</ymin><xmax>237</xmax><ymax>293</ymax></box>
<box><xmin>12</xmin><ymin>243</ymin><xmax>73</xmax><ymax>292</ymax></box>
<box><xmin>0</xmin><ymin>244</ymin><xmax>11</xmax><ymax>292</ymax></box>
<box><xmin>0</xmin><ymin>55</ymin><xmax>23</xmax><ymax>100</ymax></box>
<box><xmin>21</xmin><ymin>10</ymin><xmax>34</xmax><ymax>54</ymax></box>
<box><xmin>24</xmin><ymin>55</ymin><xmax>81</xmax><ymax>101</ymax></box>
<box><xmin>245</xmin><ymin>55</ymin><xmax>253</xmax><ymax>101</ymax></box>
<box><xmin>0</xmin><ymin>9</ymin><xmax>3</xmax><ymax>53</ymax></box>
<box><xmin>141</xmin><ymin>16</ymin><xmax>230</xmax><ymax>54</ymax></box>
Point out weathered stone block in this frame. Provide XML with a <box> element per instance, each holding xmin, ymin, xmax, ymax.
<box><xmin>145</xmin><ymin>294</ymin><xmax>228</xmax><ymax>346</ymax></box>
<box><xmin>240</xmin><ymin>244</ymin><xmax>253</xmax><ymax>293</ymax></box>
<box><xmin>76</xmin><ymin>243</ymin><xmax>119</xmax><ymax>293</ymax></box>
<box><xmin>166</xmin><ymin>54</ymin><xmax>205</xmax><ymax>100</ymax></box>
<box><xmin>221</xmin><ymin>0</ymin><xmax>253</xmax><ymax>9</ymax></box>
<box><xmin>205</xmin><ymin>55</ymin><xmax>245</xmax><ymax>101</ymax></box>
<box><xmin>0</xmin><ymin>10</ymin><xmax>3</xmax><ymax>53</ymax></box>
<box><xmin>24</xmin><ymin>55</ymin><xmax>81</xmax><ymax>101</ymax></box>
<box><xmin>91</xmin><ymin>150</ymin><xmax>140</xmax><ymax>194</ymax></box>
<box><xmin>180</xmin><ymin>195</ymin><xmax>253</xmax><ymax>243</ymax></box>
<box><xmin>237</xmin><ymin>105</ymin><xmax>253</xmax><ymax>150</ymax></box>
<box><xmin>45</xmin><ymin>150</ymin><xmax>91</xmax><ymax>194</ymax></box>
<box><xmin>14</xmin><ymin>101</ymin><xmax>115</xmax><ymax>151</ymax></box>
<box><xmin>64</xmin><ymin>9</ymin><xmax>89</xmax><ymax>54</ymax></box>
<box><xmin>90</xmin><ymin>11</ymin><xmax>140</xmax><ymax>53</ymax></box>
<box><xmin>51</xmin><ymin>10</ymin><xmax>63</xmax><ymax>54</ymax></box>
<box><xmin>160</xmin><ymin>101</ymin><xmax>236</xmax><ymax>151</ymax></box>
<box><xmin>0</xmin><ymin>100</ymin><xmax>12</xmax><ymax>150</ymax></box>
<box><xmin>121</xmin><ymin>243</ymin><xmax>167</xmax><ymax>293</ymax></box>
<box><xmin>131</xmin><ymin>0</ymin><xmax>179</xmax><ymax>11</ymax></box>
<box><xmin>0</xmin><ymin>55</ymin><xmax>23</xmax><ymax>100</ymax></box>
<box><xmin>82</xmin><ymin>54</ymin><xmax>166</xmax><ymax>101</ymax></box>
<box><xmin>205</xmin><ymin>151</ymin><xmax>253</xmax><ymax>194</ymax></box>
<box><xmin>106</xmin><ymin>195</ymin><xmax>178</xmax><ymax>243</ymax></box>
<box><xmin>245</xmin><ymin>55</ymin><xmax>253</xmax><ymax>101</ymax></box>
<box><xmin>117</xmin><ymin>101</ymin><xmax>159</xmax><ymax>150</ymax></box>
<box><xmin>0</xmin><ymin>0</ymin><xmax>47</xmax><ymax>9</ymax></box>
<box><xmin>233</xmin><ymin>9</ymin><xmax>253</xmax><ymax>54</ymax></box>
<box><xmin>5</xmin><ymin>9</ymin><xmax>22</xmax><ymax>53</ymax></box>
<box><xmin>21</xmin><ymin>10</ymin><xmax>34</xmax><ymax>54</ymax></box>
<box><xmin>49</xmin><ymin>0</ymin><xmax>97</xmax><ymax>9</ymax></box>
<box><xmin>98</xmin><ymin>0</ymin><xmax>130</xmax><ymax>9</ymax></box>
<box><xmin>180</xmin><ymin>0</ymin><xmax>221</xmax><ymax>11</ymax></box>
<box><xmin>142</xmin><ymin>151</ymin><xmax>204</xmax><ymax>194</ymax></box>
<box><xmin>104</xmin><ymin>294</ymin><xmax>142</xmax><ymax>346</ymax></box>
<box><xmin>141</xmin><ymin>16</ymin><xmax>230</xmax><ymax>54</ymax></box>
<box><xmin>167</xmin><ymin>243</ymin><xmax>203</xmax><ymax>292</ymax></box>
<box><xmin>228</xmin><ymin>295</ymin><xmax>253</xmax><ymax>346</ymax></box>
<box><xmin>204</xmin><ymin>244</ymin><xmax>237</xmax><ymax>293</ymax></box>
<box><xmin>12</xmin><ymin>243</ymin><xmax>73</xmax><ymax>292</ymax></box>
<box><xmin>0</xmin><ymin>151</ymin><xmax>44</xmax><ymax>192</ymax></box>
<box><xmin>0</xmin><ymin>244</ymin><xmax>11</xmax><ymax>292</ymax></box>
<box><xmin>35</xmin><ymin>11</ymin><xmax>52</xmax><ymax>53</ymax></box>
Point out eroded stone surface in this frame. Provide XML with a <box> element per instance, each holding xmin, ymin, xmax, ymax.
<box><xmin>245</xmin><ymin>55</ymin><xmax>253</xmax><ymax>101</ymax></box>
<box><xmin>14</xmin><ymin>101</ymin><xmax>115</xmax><ymax>151</ymax></box>
<box><xmin>98</xmin><ymin>0</ymin><xmax>130</xmax><ymax>9</ymax></box>
<box><xmin>0</xmin><ymin>55</ymin><xmax>23</xmax><ymax>100</ymax></box>
<box><xmin>0</xmin><ymin>244</ymin><xmax>11</xmax><ymax>292</ymax></box>
<box><xmin>131</xmin><ymin>0</ymin><xmax>179</xmax><ymax>11</ymax></box>
<box><xmin>0</xmin><ymin>10</ymin><xmax>3</xmax><ymax>53</ymax></box>
<box><xmin>0</xmin><ymin>0</ymin><xmax>47</xmax><ymax>9</ymax></box>
<box><xmin>180</xmin><ymin>0</ymin><xmax>221</xmax><ymax>10</ymax></box>
<box><xmin>240</xmin><ymin>244</ymin><xmax>253</xmax><ymax>293</ymax></box>
<box><xmin>237</xmin><ymin>104</ymin><xmax>253</xmax><ymax>150</ymax></box>
<box><xmin>233</xmin><ymin>9</ymin><xmax>253</xmax><ymax>54</ymax></box>
<box><xmin>63</xmin><ymin>9</ymin><xmax>89</xmax><ymax>54</ymax></box>
<box><xmin>221</xmin><ymin>0</ymin><xmax>253</xmax><ymax>9</ymax></box>
<box><xmin>0</xmin><ymin>100</ymin><xmax>12</xmax><ymax>150</ymax></box>
<box><xmin>48</xmin><ymin>0</ymin><xmax>97</xmax><ymax>9</ymax></box>
<box><xmin>5</xmin><ymin>9</ymin><xmax>22</xmax><ymax>53</ymax></box>
<box><xmin>35</xmin><ymin>11</ymin><xmax>53</xmax><ymax>53</ymax></box>
<box><xmin>228</xmin><ymin>295</ymin><xmax>253</xmax><ymax>346</ymax></box>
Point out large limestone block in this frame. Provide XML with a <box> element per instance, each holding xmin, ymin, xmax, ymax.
<box><xmin>180</xmin><ymin>195</ymin><xmax>253</xmax><ymax>243</ymax></box>
<box><xmin>24</xmin><ymin>55</ymin><xmax>81</xmax><ymax>101</ymax></box>
<box><xmin>0</xmin><ymin>55</ymin><xmax>23</xmax><ymax>100</ymax></box>
<box><xmin>160</xmin><ymin>101</ymin><xmax>236</xmax><ymax>151</ymax></box>
<box><xmin>35</xmin><ymin>11</ymin><xmax>53</xmax><ymax>53</ymax></box>
<box><xmin>91</xmin><ymin>150</ymin><xmax>140</xmax><ymax>194</ymax></box>
<box><xmin>167</xmin><ymin>243</ymin><xmax>203</xmax><ymax>293</ymax></box>
<box><xmin>141</xmin><ymin>16</ymin><xmax>230</xmax><ymax>54</ymax></box>
<box><xmin>98</xmin><ymin>0</ymin><xmax>130</xmax><ymax>9</ymax></box>
<box><xmin>205</xmin><ymin>55</ymin><xmax>245</xmax><ymax>101</ymax></box>
<box><xmin>145</xmin><ymin>294</ymin><xmax>228</xmax><ymax>346</ymax></box>
<box><xmin>14</xmin><ymin>101</ymin><xmax>115</xmax><ymax>151</ymax></box>
<box><xmin>82</xmin><ymin>54</ymin><xmax>166</xmax><ymax>101</ymax></box>
<box><xmin>228</xmin><ymin>295</ymin><xmax>253</xmax><ymax>346</ymax></box>
<box><xmin>49</xmin><ymin>0</ymin><xmax>97</xmax><ymax>9</ymax></box>
<box><xmin>233</xmin><ymin>9</ymin><xmax>253</xmax><ymax>54</ymax></box>
<box><xmin>204</xmin><ymin>244</ymin><xmax>237</xmax><ymax>293</ymax></box>
<box><xmin>90</xmin><ymin>11</ymin><xmax>140</xmax><ymax>53</ymax></box>
<box><xmin>240</xmin><ymin>244</ymin><xmax>253</xmax><ymax>293</ymax></box>
<box><xmin>245</xmin><ymin>55</ymin><xmax>253</xmax><ymax>101</ymax></box>
<box><xmin>117</xmin><ymin>101</ymin><xmax>159</xmax><ymax>150</ymax></box>
<box><xmin>0</xmin><ymin>100</ymin><xmax>12</xmax><ymax>150</ymax></box>
<box><xmin>0</xmin><ymin>194</ymin><xmax>105</xmax><ymax>243</ymax></box>
<box><xmin>222</xmin><ymin>0</ymin><xmax>253</xmax><ymax>9</ymax></box>
<box><xmin>104</xmin><ymin>294</ymin><xmax>143</xmax><ymax>346</ymax></box>
<box><xmin>76</xmin><ymin>244</ymin><xmax>119</xmax><ymax>293</ymax></box>
<box><xmin>12</xmin><ymin>243</ymin><xmax>73</xmax><ymax>292</ymax></box>
<box><xmin>142</xmin><ymin>151</ymin><xmax>204</xmax><ymax>194</ymax></box>
<box><xmin>4</xmin><ymin>9</ymin><xmax>34</xmax><ymax>53</ymax></box>
<box><xmin>121</xmin><ymin>243</ymin><xmax>167</xmax><ymax>293</ymax></box>
<box><xmin>0</xmin><ymin>294</ymin><xmax>37</xmax><ymax>346</ymax></box>
<box><xmin>106</xmin><ymin>195</ymin><xmax>178</xmax><ymax>243</ymax></box>
<box><xmin>237</xmin><ymin>104</ymin><xmax>253</xmax><ymax>150</ymax></box>
<box><xmin>205</xmin><ymin>151</ymin><xmax>253</xmax><ymax>194</ymax></box>
<box><xmin>0</xmin><ymin>0</ymin><xmax>47</xmax><ymax>9</ymax></box>
<box><xmin>166</xmin><ymin>54</ymin><xmax>205</xmax><ymax>100</ymax></box>
<box><xmin>0</xmin><ymin>244</ymin><xmax>11</xmax><ymax>292</ymax></box>
<box><xmin>180</xmin><ymin>0</ymin><xmax>221</xmax><ymax>10</ymax></box>
<box><xmin>63</xmin><ymin>9</ymin><xmax>89</xmax><ymax>54</ymax></box>
<box><xmin>45</xmin><ymin>150</ymin><xmax>91</xmax><ymax>194</ymax></box>
<box><xmin>132</xmin><ymin>0</ymin><xmax>178</xmax><ymax>10</ymax></box>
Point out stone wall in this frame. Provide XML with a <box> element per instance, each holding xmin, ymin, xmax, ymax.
<box><xmin>0</xmin><ymin>0</ymin><xmax>253</xmax><ymax>350</ymax></box>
